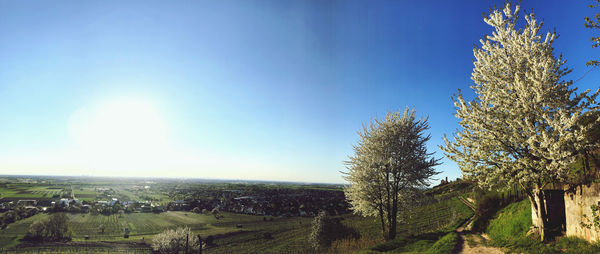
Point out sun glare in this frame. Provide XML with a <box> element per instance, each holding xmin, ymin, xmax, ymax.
<box><xmin>68</xmin><ymin>98</ymin><xmax>171</xmax><ymax>174</ymax></box>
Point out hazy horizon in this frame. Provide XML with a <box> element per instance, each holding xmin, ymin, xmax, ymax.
<box><xmin>1</xmin><ymin>0</ymin><xmax>598</xmax><ymax>184</ymax></box>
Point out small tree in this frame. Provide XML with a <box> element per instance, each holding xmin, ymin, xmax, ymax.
<box><xmin>45</xmin><ymin>213</ymin><xmax>70</xmax><ymax>241</ymax></box>
<box><xmin>344</xmin><ymin>108</ymin><xmax>440</xmax><ymax>241</ymax></box>
<box><xmin>152</xmin><ymin>227</ymin><xmax>201</xmax><ymax>253</ymax></box>
<box><xmin>442</xmin><ymin>3</ymin><xmax>599</xmax><ymax>241</ymax></box>
<box><xmin>25</xmin><ymin>213</ymin><xmax>71</xmax><ymax>242</ymax></box>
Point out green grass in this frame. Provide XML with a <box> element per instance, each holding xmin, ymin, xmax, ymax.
<box><xmin>486</xmin><ymin>199</ymin><xmax>531</xmax><ymax>246</ymax></box>
<box><xmin>0</xmin><ymin>184</ymin><xmax>68</xmax><ymax>199</ymax></box>
<box><xmin>485</xmin><ymin>199</ymin><xmax>600</xmax><ymax>254</ymax></box>
<box><xmin>425</xmin><ymin>232</ymin><xmax>458</xmax><ymax>254</ymax></box>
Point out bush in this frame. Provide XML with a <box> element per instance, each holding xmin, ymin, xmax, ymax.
<box><xmin>309</xmin><ymin>211</ymin><xmax>359</xmax><ymax>250</ymax></box>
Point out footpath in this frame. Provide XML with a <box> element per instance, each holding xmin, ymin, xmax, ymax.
<box><xmin>455</xmin><ymin>196</ymin><xmax>504</xmax><ymax>254</ymax></box>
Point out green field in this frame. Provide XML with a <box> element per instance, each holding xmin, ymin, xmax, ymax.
<box><xmin>71</xmin><ymin>187</ymin><xmax>98</xmax><ymax>201</ymax></box>
<box><xmin>0</xmin><ymin>184</ymin><xmax>66</xmax><ymax>200</ymax></box>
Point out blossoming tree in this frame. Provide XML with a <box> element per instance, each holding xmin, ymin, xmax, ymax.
<box><xmin>441</xmin><ymin>3</ymin><xmax>599</xmax><ymax>241</ymax></box>
<box><xmin>344</xmin><ymin>108</ymin><xmax>439</xmax><ymax>241</ymax></box>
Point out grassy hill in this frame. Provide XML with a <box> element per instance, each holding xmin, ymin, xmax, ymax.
<box><xmin>482</xmin><ymin>199</ymin><xmax>600</xmax><ymax>254</ymax></box>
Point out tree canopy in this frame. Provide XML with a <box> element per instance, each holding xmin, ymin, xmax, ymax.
<box><xmin>344</xmin><ymin>107</ymin><xmax>439</xmax><ymax>241</ymax></box>
<box><xmin>441</xmin><ymin>2</ymin><xmax>599</xmax><ymax>241</ymax></box>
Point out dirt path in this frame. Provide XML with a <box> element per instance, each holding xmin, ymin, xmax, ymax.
<box><xmin>456</xmin><ymin>223</ymin><xmax>504</xmax><ymax>254</ymax></box>
<box><xmin>455</xmin><ymin>197</ymin><xmax>504</xmax><ymax>254</ymax></box>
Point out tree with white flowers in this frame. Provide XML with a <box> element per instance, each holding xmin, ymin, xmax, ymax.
<box><xmin>344</xmin><ymin>108</ymin><xmax>440</xmax><ymax>241</ymax></box>
<box><xmin>441</xmin><ymin>3</ymin><xmax>599</xmax><ymax>241</ymax></box>
<box><xmin>152</xmin><ymin>227</ymin><xmax>201</xmax><ymax>253</ymax></box>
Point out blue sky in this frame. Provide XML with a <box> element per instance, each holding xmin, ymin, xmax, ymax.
<box><xmin>0</xmin><ymin>0</ymin><xmax>598</xmax><ymax>183</ymax></box>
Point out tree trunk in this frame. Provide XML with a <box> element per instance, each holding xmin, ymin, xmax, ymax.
<box><xmin>532</xmin><ymin>187</ymin><xmax>549</xmax><ymax>242</ymax></box>
<box><xmin>378</xmin><ymin>206</ymin><xmax>386</xmax><ymax>240</ymax></box>
<box><xmin>388</xmin><ymin>183</ymin><xmax>399</xmax><ymax>241</ymax></box>
<box><xmin>386</xmin><ymin>207</ymin><xmax>393</xmax><ymax>241</ymax></box>
<box><xmin>388</xmin><ymin>201</ymin><xmax>397</xmax><ymax>240</ymax></box>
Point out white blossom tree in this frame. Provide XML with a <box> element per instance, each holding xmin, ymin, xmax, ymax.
<box><xmin>441</xmin><ymin>3</ymin><xmax>599</xmax><ymax>241</ymax></box>
<box><xmin>152</xmin><ymin>227</ymin><xmax>201</xmax><ymax>253</ymax></box>
<box><xmin>344</xmin><ymin>108</ymin><xmax>440</xmax><ymax>241</ymax></box>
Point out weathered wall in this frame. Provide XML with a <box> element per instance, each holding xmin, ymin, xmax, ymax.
<box><xmin>565</xmin><ymin>183</ymin><xmax>600</xmax><ymax>242</ymax></box>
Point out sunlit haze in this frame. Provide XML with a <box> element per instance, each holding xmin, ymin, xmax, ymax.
<box><xmin>0</xmin><ymin>0</ymin><xmax>598</xmax><ymax>183</ymax></box>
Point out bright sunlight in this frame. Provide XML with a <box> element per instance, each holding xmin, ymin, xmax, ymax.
<box><xmin>68</xmin><ymin>97</ymin><xmax>172</xmax><ymax>173</ymax></box>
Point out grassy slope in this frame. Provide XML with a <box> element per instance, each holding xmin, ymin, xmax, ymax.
<box><xmin>485</xmin><ymin>199</ymin><xmax>531</xmax><ymax>245</ymax></box>
<box><xmin>486</xmin><ymin>199</ymin><xmax>600</xmax><ymax>254</ymax></box>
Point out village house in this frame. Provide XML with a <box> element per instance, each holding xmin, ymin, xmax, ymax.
<box><xmin>59</xmin><ymin>198</ymin><xmax>70</xmax><ymax>207</ymax></box>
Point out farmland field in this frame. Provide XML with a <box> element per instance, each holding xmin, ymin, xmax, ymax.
<box><xmin>0</xmin><ymin>184</ymin><xmax>67</xmax><ymax>200</ymax></box>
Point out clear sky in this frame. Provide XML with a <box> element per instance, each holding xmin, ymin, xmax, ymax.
<box><xmin>0</xmin><ymin>0</ymin><xmax>598</xmax><ymax>183</ymax></box>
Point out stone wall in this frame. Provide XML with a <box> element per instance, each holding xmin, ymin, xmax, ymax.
<box><xmin>564</xmin><ymin>183</ymin><xmax>600</xmax><ymax>242</ymax></box>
